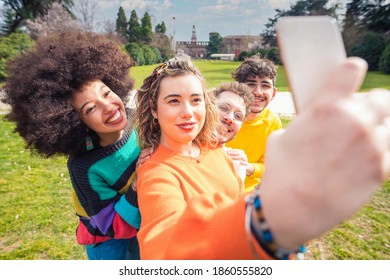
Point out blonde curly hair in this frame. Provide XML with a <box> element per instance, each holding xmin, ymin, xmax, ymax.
<box><xmin>134</xmin><ymin>57</ymin><xmax>222</xmax><ymax>151</ymax></box>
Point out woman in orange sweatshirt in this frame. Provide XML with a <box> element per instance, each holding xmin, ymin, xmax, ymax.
<box><xmin>133</xmin><ymin>57</ymin><xmax>390</xmax><ymax>259</ymax></box>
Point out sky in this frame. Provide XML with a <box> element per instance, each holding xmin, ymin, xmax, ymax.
<box><xmin>84</xmin><ymin>0</ymin><xmax>349</xmax><ymax>42</ymax></box>
<box><xmin>0</xmin><ymin>0</ymin><xmax>349</xmax><ymax>41</ymax></box>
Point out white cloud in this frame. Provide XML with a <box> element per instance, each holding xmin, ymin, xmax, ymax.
<box><xmin>121</xmin><ymin>0</ymin><xmax>151</xmax><ymax>10</ymax></box>
<box><xmin>198</xmin><ymin>2</ymin><xmax>259</xmax><ymax>17</ymax></box>
<box><xmin>265</xmin><ymin>0</ymin><xmax>290</xmax><ymax>9</ymax></box>
<box><xmin>216</xmin><ymin>0</ymin><xmax>252</xmax><ymax>5</ymax></box>
<box><xmin>97</xmin><ymin>0</ymin><xmax>121</xmax><ymax>9</ymax></box>
<box><xmin>162</xmin><ymin>0</ymin><xmax>172</xmax><ymax>9</ymax></box>
<box><xmin>115</xmin><ymin>0</ymin><xmax>172</xmax><ymax>11</ymax></box>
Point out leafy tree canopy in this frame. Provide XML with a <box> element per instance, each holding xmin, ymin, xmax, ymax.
<box><xmin>206</xmin><ymin>32</ymin><xmax>223</xmax><ymax>58</ymax></box>
<box><xmin>155</xmin><ymin>21</ymin><xmax>166</xmax><ymax>35</ymax></box>
<box><xmin>1</xmin><ymin>0</ymin><xmax>74</xmax><ymax>35</ymax></box>
<box><xmin>261</xmin><ymin>0</ymin><xmax>340</xmax><ymax>47</ymax></box>
<box><xmin>127</xmin><ymin>9</ymin><xmax>141</xmax><ymax>43</ymax></box>
<box><xmin>116</xmin><ymin>6</ymin><xmax>127</xmax><ymax>39</ymax></box>
<box><xmin>140</xmin><ymin>12</ymin><xmax>153</xmax><ymax>44</ymax></box>
<box><xmin>343</xmin><ymin>0</ymin><xmax>390</xmax><ymax>51</ymax></box>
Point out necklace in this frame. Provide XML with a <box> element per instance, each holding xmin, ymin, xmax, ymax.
<box><xmin>181</xmin><ymin>143</ymin><xmax>200</xmax><ymax>158</ymax></box>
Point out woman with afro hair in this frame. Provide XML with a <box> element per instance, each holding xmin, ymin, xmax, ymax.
<box><xmin>2</xmin><ymin>31</ymin><xmax>147</xmax><ymax>260</ymax></box>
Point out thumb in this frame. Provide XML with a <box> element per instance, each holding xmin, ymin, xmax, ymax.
<box><xmin>320</xmin><ymin>57</ymin><xmax>368</xmax><ymax>101</ymax></box>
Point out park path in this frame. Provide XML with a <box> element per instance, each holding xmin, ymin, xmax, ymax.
<box><xmin>0</xmin><ymin>89</ymin><xmax>10</xmax><ymax>114</ymax></box>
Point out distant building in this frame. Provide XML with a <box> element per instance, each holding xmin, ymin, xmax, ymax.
<box><xmin>176</xmin><ymin>25</ymin><xmax>208</xmax><ymax>59</ymax></box>
<box><xmin>175</xmin><ymin>26</ymin><xmax>263</xmax><ymax>59</ymax></box>
<box><xmin>222</xmin><ymin>35</ymin><xmax>262</xmax><ymax>58</ymax></box>
<box><xmin>210</xmin><ymin>53</ymin><xmax>235</xmax><ymax>61</ymax></box>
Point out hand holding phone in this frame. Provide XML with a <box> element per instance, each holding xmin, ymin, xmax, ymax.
<box><xmin>276</xmin><ymin>16</ymin><xmax>347</xmax><ymax>113</ymax></box>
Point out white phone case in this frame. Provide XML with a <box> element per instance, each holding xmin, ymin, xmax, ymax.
<box><xmin>276</xmin><ymin>16</ymin><xmax>347</xmax><ymax>113</ymax></box>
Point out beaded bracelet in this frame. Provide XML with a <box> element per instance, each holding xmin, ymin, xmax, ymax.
<box><xmin>245</xmin><ymin>190</ymin><xmax>306</xmax><ymax>260</ymax></box>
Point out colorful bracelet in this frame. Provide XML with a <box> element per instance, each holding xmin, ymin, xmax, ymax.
<box><xmin>245</xmin><ymin>190</ymin><xmax>305</xmax><ymax>260</ymax></box>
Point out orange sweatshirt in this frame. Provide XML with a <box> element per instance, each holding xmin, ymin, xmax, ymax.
<box><xmin>136</xmin><ymin>145</ymin><xmax>272</xmax><ymax>259</ymax></box>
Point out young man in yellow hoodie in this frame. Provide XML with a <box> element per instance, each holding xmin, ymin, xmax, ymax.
<box><xmin>226</xmin><ymin>56</ymin><xmax>282</xmax><ymax>192</ymax></box>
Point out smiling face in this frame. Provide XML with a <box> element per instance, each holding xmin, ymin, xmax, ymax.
<box><xmin>72</xmin><ymin>80</ymin><xmax>128</xmax><ymax>146</ymax></box>
<box><xmin>152</xmin><ymin>73</ymin><xmax>206</xmax><ymax>153</ymax></box>
<box><xmin>216</xmin><ymin>90</ymin><xmax>246</xmax><ymax>143</ymax></box>
<box><xmin>244</xmin><ymin>76</ymin><xmax>276</xmax><ymax>118</ymax></box>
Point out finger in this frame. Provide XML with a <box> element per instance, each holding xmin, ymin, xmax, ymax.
<box><xmin>383</xmin><ymin>151</ymin><xmax>390</xmax><ymax>178</ymax></box>
<box><xmin>321</xmin><ymin>57</ymin><xmax>367</xmax><ymax>101</ymax></box>
<box><xmin>349</xmin><ymin>90</ymin><xmax>390</xmax><ymax>127</ymax></box>
<box><xmin>374</xmin><ymin>122</ymin><xmax>390</xmax><ymax>151</ymax></box>
<box><xmin>366</xmin><ymin>90</ymin><xmax>390</xmax><ymax>123</ymax></box>
<box><xmin>139</xmin><ymin>147</ymin><xmax>154</xmax><ymax>158</ymax></box>
<box><xmin>140</xmin><ymin>155</ymin><xmax>151</xmax><ymax>160</ymax></box>
<box><xmin>266</xmin><ymin>128</ymin><xmax>285</xmax><ymax>145</ymax></box>
<box><xmin>373</xmin><ymin>119</ymin><xmax>390</xmax><ymax>178</ymax></box>
<box><xmin>136</xmin><ymin>155</ymin><xmax>150</xmax><ymax>168</ymax></box>
<box><xmin>139</xmin><ymin>150</ymin><xmax>149</xmax><ymax>157</ymax></box>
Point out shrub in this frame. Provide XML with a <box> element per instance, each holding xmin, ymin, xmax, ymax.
<box><xmin>152</xmin><ymin>47</ymin><xmax>163</xmax><ymax>63</ymax></box>
<box><xmin>379</xmin><ymin>43</ymin><xmax>390</xmax><ymax>74</ymax></box>
<box><xmin>0</xmin><ymin>32</ymin><xmax>34</xmax><ymax>81</ymax></box>
<box><xmin>349</xmin><ymin>32</ymin><xmax>385</xmax><ymax>71</ymax></box>
<box><xmin>237</xmin><ymin>51</ymin><xmax>249</xmax><ymax>61</ymax></box>
<box><xmin>141</xmin><ymin>45</ymin><xmax>157</xmax><ymax>65</ymax></box>
<box><xmin>257</xmin><ymin>47</ymin><xmax>281</xmax><ymax>65</ymax></box>
<box><xmin>125</xmin><ymin>42</ymin><xmax>145</xmax><ymax>66</ymax></box>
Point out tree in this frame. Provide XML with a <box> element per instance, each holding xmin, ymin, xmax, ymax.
<box><xmin>342</xmin><ymin>0</ymin><xmax>366</xmax><ymax>52</ymax></box>
<box><xmin>26</xmin><ymin>2</ymin><xmax>79</xmax><ymax>40</ymax></box>
<box><xmin>379</xmin><ymin>42</ymin><xmax>390</xmax><ymax>73</ymax></box>
<box><xmin>206</xmin><ymin>32</ymin><xmax>223</xmax><ymax>58</ymax></box>
<box><xmin>261</xmin><ymin>0</ymin><xmax>340</xmax><ymax>47</ymax></box>
<box><xmin>0</xmin><ymin>32</ymin><xmax>33</xmax><ymax>80</ymax></box>
<box><xmin>155</xmin><ymin>21</ymin><xmax>166</xmax><ymax>35</ymax></box>
<box><xmin>366</xmin><ymin>0</ymin><xmax>390</xmax><ymax>34</ymax></box>
<box><xmin>151</xmin><ymin>32</ymin><xmax>174</xmax><ymax>61</ymax></box>
<box><xmin>142</xmin><ymin>44</ymin><xmax>157</xmax><ymax>65</ymax></box>
<box><xmin>72</xmin><ymin>0</ymin><xmax>98</xmax><ymax>32</ymax></box>
<box><xmin>1</xmin><ymin>0</ymin><xmax>74</xmax><ymax>35</ymax></box>
<box><xmin>349</xmin><ymin>31</ymin><xmax>385</xmax><ymax>70</ymax></box>
<box><xmin>343</xmin><ymin>0</ymin><xmax>390</xmax><ymax>53</ymax></box>
<box><xmin>125</xmin><ymin>42</ymin><xmax>145</xmax><ymax>65</ymax></box>
<box><xmin>116</xmin><ymin>6</ymin><xmax>127</xmax><ymax>40</ymax></box>
<box><xmin>1</xmin><ymin>8</ymin><xmax>16</xmax><ymax>35</ymax></box>
<box><xmin>127</xmin><ymin>9</ymin><xmax>142</xmax><ymax>43</ymax></box>
<box><xmin>140</xmin><ymin>12</ymin><xmax>153</xmax><ymax>44</ymax></box>
<box><xmin>101</xmin><ymin>19</ymin><xmax>125</xmax><ymax>44</ymax></box>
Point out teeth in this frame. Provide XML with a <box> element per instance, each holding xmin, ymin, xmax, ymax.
<box><xmin>107</xmin><ymin>110</ymin><xmax>120</xmax><ymax>123</ymax></box>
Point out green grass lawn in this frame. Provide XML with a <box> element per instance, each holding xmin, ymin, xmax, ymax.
<box><xmin>0</xmin><ymin>119</ymin><xmax>86</xmax><ymax>260</ymax></box>
<box><xmin>132</xmin><ymin>60</ymin><xmax>390</xmax><ymax>91</ymax></box>
<box><xmin>0</xmin><ymin>116</ymin><xmax>389</xmax><ymax>260</ymax></box>
<box><xmin>1</xmin><ymin>60</ymin><xmax>389</xmax><ymax>259</ymax></box>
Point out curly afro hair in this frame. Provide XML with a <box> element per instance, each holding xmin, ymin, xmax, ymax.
<box><xmin>2</xmin><ymin>31</ymin><xmax>135</xmax><ymax>157</ymax></box>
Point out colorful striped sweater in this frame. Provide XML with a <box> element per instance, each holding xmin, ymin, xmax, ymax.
<box><xmin>67</xmin><ymin>120</ymin><xmax>141</xmax><ymax>245</ymax></box>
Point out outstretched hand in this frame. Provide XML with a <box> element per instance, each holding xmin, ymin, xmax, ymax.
<box><xmin>225</xmin><ymin>148</ymin><xmax>248</xmax><ymax>165</ymax></box>
<box><xmin>136</xmin><ymin>147</ymin><xmax>154</xmax><ymax>169</ymax></box>
<box><xmin>132</xmin><ymin>147</ymin><xmax>154</xmax><ymax>191</ymax></box>
<box><xmin>260</xmin><ymin>57</ymin><xmax>390</xmax><ymax>249</ymax></box>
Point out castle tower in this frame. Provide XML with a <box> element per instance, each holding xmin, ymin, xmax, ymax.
<box><xmin>191</xmin><ymin>25</ymin><xmax>197</xmax><ymax>43</ymax></box>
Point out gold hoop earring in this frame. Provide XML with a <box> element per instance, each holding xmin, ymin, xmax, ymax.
<box><xmin>153</xmin><ymin>118</ymin><xmax>159</xmax><ymax>125</ymax></box>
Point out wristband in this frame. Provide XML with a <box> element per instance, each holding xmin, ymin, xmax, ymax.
<box><xmin>245</xmin><ymin>190</ymin><xmax>305</xmax><ymax>260</ymax></box>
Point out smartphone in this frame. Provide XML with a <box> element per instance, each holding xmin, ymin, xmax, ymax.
<box><xmin>276</xmin><ymin>16</ymin><xmax>346</xmax><ymax>113</ymax></box>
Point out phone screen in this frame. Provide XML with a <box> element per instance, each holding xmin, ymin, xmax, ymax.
<box><xmin>276</xmin><ymin>16</ymin><xmax>346</xmax><ymax>113</ymax></box>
